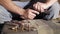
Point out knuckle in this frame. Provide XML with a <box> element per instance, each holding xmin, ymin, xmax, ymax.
<box><xmin>37</xmin><ymin>2</ymin><xmax>38</xmax><ymax>4</ymax></box>
<box><xmin>34</xmin><ymin>15</ymin><xmax>36</xmax><ymax>17</ymax></box>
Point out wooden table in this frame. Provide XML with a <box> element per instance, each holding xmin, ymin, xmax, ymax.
<box><xmin>1</xmin><ymin>19</ymin><xmax>60</xmax><ymax>34</ymax></box>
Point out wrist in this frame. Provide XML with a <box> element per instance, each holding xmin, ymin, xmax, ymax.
<box><xmin>17</xmin><ymin>8</ymin><xmax>26</xmax><ymax>17</ymax></box>
<box><xmin>19</xmin><ymin>9</ymin><xmax>27</xmax><ymax>19</ymax></box>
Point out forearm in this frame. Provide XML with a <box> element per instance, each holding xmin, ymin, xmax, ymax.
<box><xmin>0</xmin><ymin>0</ymin><xmax>25</xmax><ymax>16</ymax></box>
<box><xmin>46</xmin><ymin>0</ymin><xmax>58</xmax><ymax>7</ymax></box>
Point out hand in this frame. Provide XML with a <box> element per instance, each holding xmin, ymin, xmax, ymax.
<box><xmin>21</xmin><ymin>9</ymin><xmax>39</xmax><ymax>19</ymax></box>
<box><xmin>33</xmin><ymin>2</ymin><xmax>49</xmax><ymax>12</ymax></box>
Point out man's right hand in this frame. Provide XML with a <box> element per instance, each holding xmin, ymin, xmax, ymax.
<box><xmin>21</xmin><ymin>9</ymin><xmax>39</xmax><ymax>19</ymax></box>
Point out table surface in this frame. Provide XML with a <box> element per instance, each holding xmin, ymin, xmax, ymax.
<box><xmin>1</xmin><ymin>19</ymin><xmax>60</xmax><ymax>34</ymax></box>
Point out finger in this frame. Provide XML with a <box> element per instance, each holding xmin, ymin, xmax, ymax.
<box><xmin>30</xmin><ymin>12</ymin><xmax>36</xmax><ymax>17</ymax></box>
<box><xmin>33</xmin><ymin>4</ymin><xmax>38</xmax><ymax>10</ymax></box>
<box><xmin>28</xmin><ymin>12</ymin><xmax>36</xmax><ymax>19</ymax></box>
<box><xmin>41</xmin><ymin>6</ymin><xmax>44</xmax><ymax>12</ymax></box>
<box><xmin>33</xmin><ymin>3</ymin><xmax>41</xmax><ymax>12</ymax></box>
<box><xmin>33</xmin><ymin>4</ymin><xmax>36</xmax><ymax>9</ymax></box>
<box><xmin>28</xmin><ymin>9</ymin><xmax>39</xmax><ymax>14</ymax></box>
<box><xmin>28</xmin><ymin>15</ymin><xmax>34</xmax><ymax>19</ymax></box>
<box><xmin>37</xmin><ymin>3</ymin><xmax>41</xmax><ymax>11</ymax></box>
<box><xmin>31</xmin><ymin>10</ymin><xmax>39</xmax><ymax>15</ymax></box>
<box><xmin>28</xmin><ymin>15</ymin><xmax>35</xmax><ymax>19</ymax></box>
